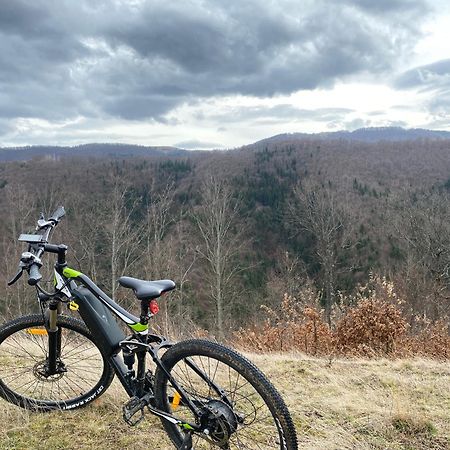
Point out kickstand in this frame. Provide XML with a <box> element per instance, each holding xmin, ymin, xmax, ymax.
<box><xmin>179</xmin><ymin>431</ymin><xmax>193</xmax><ymax>450</ymax></box>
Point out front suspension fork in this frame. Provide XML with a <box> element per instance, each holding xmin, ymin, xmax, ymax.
<box><xmin>46</xmin><ymin>301</ymin><xmax>62</xmax><ymax>374</ymax></box>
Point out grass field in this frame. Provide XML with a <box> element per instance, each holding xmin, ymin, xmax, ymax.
<box><xmin>1</xmin><ymin>353</ymin><xmax>449</xmax><ymax>449</ymax></box>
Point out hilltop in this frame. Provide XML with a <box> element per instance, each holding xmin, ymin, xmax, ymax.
<box><xmin>2</xmin><ymin>127</ymin><xmax>450</xmax><ymax>162</ymax></box>
<box><xmin>0</xmin><ymin>143</ymin><xmax>188</xmax><ymax>162</ymax></box>
<box><xmin>254</xmin><ymin>126</ymin><xmax>450</xmax><ymax>145</ymax></box>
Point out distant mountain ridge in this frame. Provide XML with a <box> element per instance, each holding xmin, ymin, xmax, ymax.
<box><xmin>0</xmin><ymin>143</ymin><xmax>187</xmax><ymax>162</ymax></box>
<box><xmin>255</xmin><ymin>126</ymin><xmax>450</xmax><ymax>145</ymax></box>
<box><xmin>1</xmin><ymin>127</ymin><xmax>450</xmax><ymax>162</ymax></box>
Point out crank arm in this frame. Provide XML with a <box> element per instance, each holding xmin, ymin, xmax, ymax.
<box><xmin>146</xmin><ymin>404</ymin><xmax>200</xmax><ymax>432</ymax></box>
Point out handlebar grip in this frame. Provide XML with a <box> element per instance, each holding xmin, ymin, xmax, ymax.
<box><xmin>28</xmin><ymin>263</ymin><xmax>42</xmax><ymax>286</ymax></box>
<box><xmin>49</xmin><ymin>206</ymin><xmax>65</xmax><ymax>222</ymax></box>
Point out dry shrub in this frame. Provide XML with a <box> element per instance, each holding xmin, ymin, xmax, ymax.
<box><xmin>234</xmin><ymin>292</ymin><xmax>333</xmax><ymax>355</ymax></box>
<box><xmin>406</xmin><ymin>318</ymin><xmax>450</xmax><ymax>358</ymax></box>
<box><xmin>335</xmin><ymin>298</ymin><xmax>408</xmax><ymax>356</ymax></box>
<box><xmin>334</xmin><ymin>275</ymin><xmax>408</xmax><ymax>356</ymax></box>
<box><xmin>234</xmin><ymin>274</ymin><xmax>450</xmax><ymax>359</ymax></box>
<box><xmin>233</xmin><ymin>320</ymin><xmax>285</xmax><ymax>352</ymax></box>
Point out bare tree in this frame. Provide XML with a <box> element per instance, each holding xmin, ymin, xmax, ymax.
<box><xmin>390</xmin><ymin>190</ymin><xmax>450</xmax><ymax>317</ymax></box>
<box><xmin>142</xmin><ymin>183</ymin><xmax>197</xmax><ymax>336</ymax></box>
<box><xmin>4</xmin><ymin>183</ymin><xmax>37</xmax><ymax>244</ymax></box>
<box><xmin>150</xmin><ymin>214</ymin><xmax>198</xmax><ymax>338</ymax></box>
<box><xmin>266</xmin><ymin>250</ymin><xmax>310</xmax><ymax>304</ymax></box>
<box><xmin>168</xmin><ymin>216</ymin><xmax>198</xmax><ymax>318</ymax></box>
<box><xmin>144</xmin><ymin>183</ymin><xmax>176</xmax><ymax>279</ymax></box>
<box><xmin>288</xmin><ymin>179</ymin><xmax>354</xmax><ymax>325</ymax></box>
<box><xmin>64</xmin><ymin>194</ymin><xmax>105</xmax><ymax>283</ymax></box>
<box><xmin>104</xmin><ymin>176</ymin><xmax>144</xmax><ymax>300</ymax></box>
<box><xmin>1</xmin><ymin>184</ymin><xmax>39</xmax><ymax>314</ymax></box>
<box><xmin>194</xmin><ymin>177</ymin><xmax>247</xmax><ymax>339</ymax></box>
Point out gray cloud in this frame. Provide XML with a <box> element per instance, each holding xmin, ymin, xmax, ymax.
<box><xmin>395</xmin><ymin>58</ymin><xmax>450</xmax><ymax>120</ymax></box>
<box><xmin>100</xmin><ymin>0</ymin><xmax>429</xmax><ymax>99</ymax></box>
<box><xmin>0</xmin><ymin>0</ymin><xmax>436</xmax><ymax>126</ymax></box>
<box><xmin>395</xmin><ymin>59</ymin><xmax>450</xmax><ymax>89</ymax></box>
<box><xmin>344</xmin><ymin>0</ymin><xmax>428</xmax><ymax>14</ymax></box>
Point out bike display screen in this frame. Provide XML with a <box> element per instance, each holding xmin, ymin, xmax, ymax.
<box><xmin>18</xmin><ymin>234</ymin><xmax>45</xmax><ymax>243</ymax></box>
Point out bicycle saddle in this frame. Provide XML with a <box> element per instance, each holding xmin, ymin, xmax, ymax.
<box><xmin>118</xmin><ymin>276</ymin><xmax>175</xmax><ymax>300</ymax></box>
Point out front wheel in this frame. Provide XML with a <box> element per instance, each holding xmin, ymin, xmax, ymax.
<box><xmin>154</xmin><ymin>339</ymin><xmax>298</xmax><ymax>449</ymax></box>
<box><xmin>0</xmin><ymin>314</ymin><xmax>114</xmax><ymax>411</ymax></box>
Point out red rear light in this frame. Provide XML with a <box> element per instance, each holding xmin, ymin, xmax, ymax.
<box><xmin>149</xmin><ymin>299</ymin><xmax>159</xmax><ymax>315</ymax></box>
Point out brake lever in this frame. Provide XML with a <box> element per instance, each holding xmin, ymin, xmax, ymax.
<box><xmin>8</xmin><ymin>267</ymin><xmax>24</xmax><ymax>286</ymax></box>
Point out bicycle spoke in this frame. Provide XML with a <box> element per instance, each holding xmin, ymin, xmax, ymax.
<box><xmin>0</xmin><ymin>320</ymin><xmax>108</xmax><ymax>405</ymax></box>
<box><xmin>160</xmin><ymin>353</ymin><xmax>284</xmax><ymax>449</ymax></box>
<box><xmin>6</xmin><ymin>335</ymin><xmax>42</xmax><ymax>362</ymax></box>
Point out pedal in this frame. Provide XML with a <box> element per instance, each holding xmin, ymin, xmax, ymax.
<box><xmin>122</xmin><ymin>397</ymin><xmax>145</xmax><ymax>426</ymax></box>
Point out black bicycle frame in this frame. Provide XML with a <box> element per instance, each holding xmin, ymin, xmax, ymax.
<box><xmin>52</xmin><ymin>266</ymin><xmax>227</xmax><ymax>430</ymax></box>
<box><xmin>13</xmin><ymin>210</ymin><xmax>234</xmax><ymax>436</ymax></box>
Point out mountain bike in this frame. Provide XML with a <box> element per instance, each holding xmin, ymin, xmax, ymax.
<box><xmin>0</xmin><ymin>207</ymin><xmax>298</xmax><ymax>449</ymax></box>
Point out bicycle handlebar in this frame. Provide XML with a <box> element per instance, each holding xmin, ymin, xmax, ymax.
<box><xmin>8</xmin><ymin>206</ymin><xmax>66</xmax><ymax>287</ymax></box>
<box><xmin>28</xmin><ymin>263</ymin><xmax>43</xmax><ymax>286</ymax></box>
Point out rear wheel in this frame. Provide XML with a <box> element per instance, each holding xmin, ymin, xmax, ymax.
<box><xmin>154</xmin><ymin>339</ymin><xmax>298</xmax><ymax>449</ymax></box>
<box><xmin>0</xmin><ymin>314</ymin><xmax>114</xmax><ymax>410</ymax></box>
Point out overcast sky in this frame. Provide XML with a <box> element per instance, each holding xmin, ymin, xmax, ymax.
<box><xmin>1</xmin><ymin>0</ymin><xmax>449</xmax><ymax>148</ymax></box>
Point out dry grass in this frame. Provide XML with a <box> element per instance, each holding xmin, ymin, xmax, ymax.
<box><xmin>1</xmin><ymin>353</ymin><xmax>450</xmax><ymax>449</ymax></box>
<box><xmin>249</xmin><ymin>353</ymin><xmax>450</xmax><ymax>449</ymax></box>
<box><xmin>0</xmin><ymin>377</ymin><xmax>173</xmax><ymax>450</ymax></box>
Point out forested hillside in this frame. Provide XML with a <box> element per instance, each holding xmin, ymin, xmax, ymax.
<box><xmin>0</xmin><ymin>144</ymin><xmax>188</xmax><ymax>162</ymax></box>
<box><xmin>0</xmin><ymin>137</ymin><xmax>449</xmax><ymax>341</ymax></box>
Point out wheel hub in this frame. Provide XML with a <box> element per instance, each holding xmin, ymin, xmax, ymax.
<box><xmin>33</xmin><ymin>359</ymin><xmax>67</xmax><ymax>381</ymax></box>
<box><xmin>203</xmin><ymin>399</ymin><xmax>238</xmax><ymax>446</ymax></box>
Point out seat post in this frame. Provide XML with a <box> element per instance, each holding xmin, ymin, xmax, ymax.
<box><xmin>139</xmin><ymin>300</ymin><xmax>150</xmax><ymax>326</ymax></box>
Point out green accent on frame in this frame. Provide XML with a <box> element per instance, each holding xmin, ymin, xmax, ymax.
<box><xmin>129</xmin><ymin>322</ymin><xmax>148</xmax><ymax>332</ymax></box>
<box><xmin>63</xmin><ymin>267</ymin><xmax>82</xmax><ymax>278</ymax></box>
<box><xmin>181</xmin><ymin>423</ymin><xmax>194</xmax><ymax>431</ymax></box>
